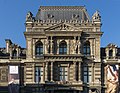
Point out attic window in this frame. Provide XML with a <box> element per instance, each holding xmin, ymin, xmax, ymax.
<box><xmin>47</xmin><ymin>14</ymin><xmax>54</xmax><ymax>19</ymax></box>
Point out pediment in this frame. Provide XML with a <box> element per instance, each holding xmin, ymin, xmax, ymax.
<box><xmin>44</xmin><ymin>23</ymin><xmax>81</xmax><ymax>31</ymax></box>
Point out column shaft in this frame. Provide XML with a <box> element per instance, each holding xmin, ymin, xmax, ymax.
<box><xmin>78</xmin><ymin>62</ymin><xmax>81</xmax><ymax>81</ymax></box>
<box><xmin>45</xmin><ymin>62</ymin><xmax>48</xmax><ymax>81</ymax></box>
<box><xmin>51</xmin><ymin>62</ymin><xmax>53</xmax><ymax>81</ymax></box>
<box><xmin>73</xmin><ymin>62</ymin><xmax>76</xmax><ymax>81</ymax></box>
<box><xmin>67</xmin><ymin>64</ymin><xmax>70</xmax><ymax>81</ymax></box>
<box><xmin>43</xmin><ymin>63</ymin><xmax>45</xmax><ymax>82</ymax></box>
<box><xmin>78</xmin><ymin>36</ymin><xmax>80</xmax><ymax>54</ymax></box>
<box><xmin>50</xmin><ymin>36</ymin><xmax>53</xmax><ymax>54</ymax></box>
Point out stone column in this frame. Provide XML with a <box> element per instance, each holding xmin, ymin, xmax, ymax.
<box><xmin>78</xmin><ymin>36</ymin><xmax>80</xmax><ymax>54</ymax></box>
<box><xmin>50</xmin><ymin>36</ymin><xmax>53</xmax><ymax>54</ymax></box>
<box><xmin>106</xmin><ymin>48</ymin><xmax>109</xmax><ymax>59</ymax></box>
<box><xmin>27</xmin><ymin>38</ymin><xmax>33</xmax><ymax>59</ymax></box>
<box><xmin>57</xmin><ymin>40</ymin><xmax>59</xmax><ymax>54</ymax></box>
<box><xmin>73</xmin><ymin>62</ymin><xmax>76</xmax><ymax>81</ymax></box>
<box><xmin>74</xmin><ymin>36</ymin><xmax>76</xmax><ymax>54</ymax></box>
<box><xmin>32</xmin><ymin>63</ymin><xmax>35</xmax><ymax>83</ymax></box>
<box><xmin>104</xmin><ymin>65</ymin><xmax>107</xmax><ymax>85</ymax></box>
<box><xmin>92</xmin><ymin>63</ymin><xmax>94</xmax><ymax>83</ymax></box>
<box><xmin>10</xmin><ymin>47</ymin><xmax>12</xmax><ymax>59</ymax></box>
<box><xmin>67</xmin><ymin>40</ymin><xmax>69</xmax><ymax>54</ymax></box>
<box><xmin>45</xmin><ymin>62</ymin><xmax>48</xmax><ymax>81</ymax></box>
<box><xmin>33</xmin><ymin>40</ymin><xmax>35</xmax><ymax>58</ymax></box>
<box><xmin>90</xmin><ymin>39</ymin><xmax>93</xmax><ymax>56</ymax></box>
<box><xmin>16</xmin><ymin>47</ymin><xmax>19</xmax><ymax>58</ymax></box>
<box><xmin>67</xmin><ymin>63</ymin><xmax>70</xmax><ymax>81</ymax></box>
<box><xmin>45</xmin><ymin>37</ymin><xmax>49</xmax><ymax>54</ymax></box>
<box><xmin>51</xmin><ymin>62</ymin><xmax>54</xmax><ymax>81</ymax></box>
<box><xmin>43</xmin><ymin>39</ymin><xmax>45</xmax><ymax>54</ymax></box>
<box><xmin>78</xmin><ymin>62</ymin><xmax>81</xmax><ymax>81</ymax></box>
<box><xmin>43</xmin><ymin>63</ymin><xmax>45</xmax><ymax>82</ymax></box>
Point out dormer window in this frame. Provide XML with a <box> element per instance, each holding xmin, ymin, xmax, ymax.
<box><xmin>109</xmin><ymin>50</ymin><xmax>113</xmax><ymax>57</ymax></box>
<box><xmin>47</xmin><ymin>14</ymin><xmax>54</xmax><ymax>19</ymax></box>
<box><xmin>72</xmin><ymin>14</ymin><xmax>79</xmax><ymax>19</ymax></box>
<box><xmin>12</xmin><ymin>49</ymin><xmax>17</xmax><ymax>57</ymax></box>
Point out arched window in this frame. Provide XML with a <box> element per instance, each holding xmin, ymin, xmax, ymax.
<box><xmin>35</xmin><ymin>41</ymin><xmax>43</xmax><ymax>56</ymax></box>
<box><xmin>83</xmin><ymin>41</ymin><xmax>90</xmax><ymax>56</ymax></box>
<box><xmin>59</xmin><ymin>41</ymin><xmax>67</xmax><ymax>54</ymax></box>
<box><xmin>12</xmin><ymin>49</ymin><xmax>17</xmax><ymax>57</ymax></box>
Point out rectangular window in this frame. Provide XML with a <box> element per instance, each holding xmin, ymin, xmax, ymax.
<box><xmin>35</xmin><ymin>66</ymin><xmax>43</xmax><ymax>83</ymax></box>
<box><xmin>83</xmin><ymin>66</ymin><xmax>91</xmax><ymax>83</ymax></box>
<box><xmin>83</xmin><ymin>66</ymin><xmax>88</xmax><ymax>83</ymax></box>
<box><xmin>59</xmin><ymin>66</ymin><xmax>68</xmax><ymax>81</ymax></box>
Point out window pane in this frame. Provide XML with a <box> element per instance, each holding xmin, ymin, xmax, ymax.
<box><xmin>59</xmin><ymin>41</ymin><xmax>67</xmax><ymax>54</ymax></box>
<box><xmin>84</xmin><ymin>76</ymin><xmax>88</xmax><ymax>83</ymax></box>
<box><xmin>35</xmin><ymin>66</ymin><xmax>43</xmax><ymax>83</ymax></box>
<box><xmin>59</xmin><ymin>66</ymin><xmax>67</xmax><ymax>81</ymax></box>
<box><xmin>83</xmin><ymin>66</ymin><xmax>89</xmax><ymax>83</ymax></box>
<box><xmin>83</xmin><ymin>42</ymin><xmax>90</xmax><ymax>55</ymax></box>
<box><xmin>35</xmin><ymin>42</ymin><xmax>43</xmax><ymax>56</ymax></box>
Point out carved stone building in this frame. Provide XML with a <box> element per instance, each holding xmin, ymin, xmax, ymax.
<box><xmin>0</xmin><ymin>6</ymin><xmax>119</xmax><ymax>93</ymax></box>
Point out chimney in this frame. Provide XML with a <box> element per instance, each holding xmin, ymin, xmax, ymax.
<box><xmin>5</xmin><ymin>39</ymin><xmax>12</xmax><ymax>53</ymax></box>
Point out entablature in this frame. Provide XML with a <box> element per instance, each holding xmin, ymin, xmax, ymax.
<box><xmin>34</xmin><ymin>54</ymin><xmax>83</xmax><ymax>62</ymax></box>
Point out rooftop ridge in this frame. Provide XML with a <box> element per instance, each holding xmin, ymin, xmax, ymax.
<box><xmin>39</xmin><ymin>6</ymin><xmax>85</xmax><ymax>10</ymax></box>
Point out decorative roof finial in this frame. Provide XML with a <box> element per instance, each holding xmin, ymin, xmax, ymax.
<box><xmin>92</xmin><ymin>10</ymin><xmax>101</xmax><ymax>22</ymax></box>
<box><xmin>26</xmin><ymin>11</ymin><xmax>33</xmax><ymax>21</ymax></box>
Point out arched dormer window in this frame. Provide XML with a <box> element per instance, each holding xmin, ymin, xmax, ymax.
<box><xmin>59</xmin><ymin>41</ymin><xmax>67</xmax><ymax>54</ymax></box>
<box><xmin>12</xmin><ymin>49</ymin><xmax>17</xmax><ymax>57</ymax></box>
<box><xmin>109</xmin><ymin>49</ymin><xmax>113</xmax><ymax>57</ymax></box>
<box><xmin>83</xmin><ymin>41</ymin><xmax>90</xmax><ymax>56</ymax></box>
<box><xmin>35</xmin><ymin>41</ymin><xmax>43</xmax><ymax>56</ymax></box>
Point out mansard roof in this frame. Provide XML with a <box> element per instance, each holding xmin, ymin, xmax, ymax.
<box><xmin>35</xmin><ymin>6</ymin><xmax>90</xmax><ymax>21</ymax></box>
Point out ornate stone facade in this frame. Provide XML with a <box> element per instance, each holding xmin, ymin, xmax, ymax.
<box><xmin>0</xmin><ymin>6</ymin><xmax>119</xmax><ymax>93</ymax></box>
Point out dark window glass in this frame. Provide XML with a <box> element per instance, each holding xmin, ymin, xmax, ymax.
<box><xmin>35</xmin><ymin>42</ymin><xmax>43</xmax><ymax>56</ymax></box>
<box><xmin>59</xmin><ymin>41</ymin><xmax>67</xmax><ymax>54</ymax></box>
<box><xmin>35</xmin><ymin>66</ymin><xmax>43</xmax><ymax>83</ymax></box>
<box><xmin>83</xmin><ymin>42</ymin><xmax>90</xmax><ymax>56</ymax></box>
<box><xmin>60</xmin><ymin>67</ymin><xmax>67</xmax><ymax>81</ymax></box>
<box><xmin>12</xmin><ymin>49</ymin><xmax>17</xmax><ymax>57</ymax></box>
<box><xmin>109</xmin><ymin>50</ymin><xmax>113</xmax><ymax>57</ymax></box>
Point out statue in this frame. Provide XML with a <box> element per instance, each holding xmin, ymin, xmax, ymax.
<box><xmin>106</xmin><ymin>65</ymin><xmax>119</xmax><ymax>93</ymax></box>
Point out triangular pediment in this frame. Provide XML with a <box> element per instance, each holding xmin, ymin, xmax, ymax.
<box><xmin>44</xmin><ymin>23</ymin><xmax>81</xmax><ymax>31</ymax></box>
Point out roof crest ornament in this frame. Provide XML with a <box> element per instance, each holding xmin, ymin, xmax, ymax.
<box><xmin>92</xmin><ymin>10</ymin><xmax>101</xmax><ymax>22</ymax></box>
<box><xmin>26</xmin><ymin>11</ymin><xmax>33</xmax><ymax>22</ymax></box>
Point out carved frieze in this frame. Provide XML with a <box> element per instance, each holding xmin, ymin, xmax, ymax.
<box><xmin>45</xmin><ymin>23</ymin><xmax>81</xmax><ymax>31</ymax></box>
<box><xmin>0</xmin><ymin>67</ymin><xmax>8</xmax><ymax>82</ymax></box>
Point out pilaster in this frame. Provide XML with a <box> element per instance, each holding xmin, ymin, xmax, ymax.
<box><xmin>51</xmin><ymin>61</ymin><xmax>54</xmax><ymax>81</ymax></box>
<box><xmin>78</xmin><ymin>36</ymin><xmax>80</xmax><ymax>54</ymax></box>
<box><xmin>50</xmin><ymin>36</ymin><xmax>53</xmax><ymax>54</ymax></box>
<box><xmin>67</xmin><ymin>63</ymin><xmax>70</xmax><ymax>81</ymax></box>
<box><xmin>45</xmin><ymin>62</ymin><xmax>48</xmax><ymax>81</ymax></box>
<box><xmin>73</xmin><ymin>61</ymin><xmax>76</xmax><ymax>81</ymax></box>
<box><xmin>43</xmin><ymin>62</ymin><xmax>45</xmax><ymax>82</ymax></box>
<box><xmin>78</xmin><ymin>62</ymin><xmax>82</xmax><ymax>81</ymax></box>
